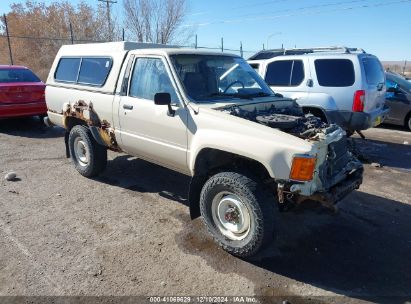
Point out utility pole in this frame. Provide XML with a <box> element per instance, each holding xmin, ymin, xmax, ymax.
<box><xmin>69</xmin><ymin>21</ymin><xmax>74</xmax><ymax>44</ymax></box>
<box><xmin>98</xmin><ymin>0</ymin><xmax>117</xmax><ymax>41</ymax></box>
<box><xmin>3</xmin><ymin>14</ymin><xmax>13</xmax><ymax>65</ymax></box>
<box><xmin>403</xmin><ymin>60</ymin><xmax>407</xmax><ymax>76</ymax></box>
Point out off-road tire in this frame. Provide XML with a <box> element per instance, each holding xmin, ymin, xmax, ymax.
<box><xmin>68</xmin><ymin>125</ymin><xmax>107</xmax><ymax>177</ymax></box>
<box><xmin>199</xmin><ymin>171</ymin><xmax>276</xmax><ymax>258</ymax></box>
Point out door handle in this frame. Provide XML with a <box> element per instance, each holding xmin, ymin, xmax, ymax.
<box><xmin>123</xmin><ymin>104</ymin><xmax>133</xmax><ymax>110</ymax></box>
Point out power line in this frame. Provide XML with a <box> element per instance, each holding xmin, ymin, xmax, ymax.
<box><xmin>185</xmin><ymin>0</ymin><xmax>372</xmax><ymax>26</ymax></box>
<box><xmin>187</xmin><ymin>0</ymin><xmax>289</xmax><ymax>16</ymax></box>
<box><xmin>224</xmin><ymin>0</ymin><xmax>374</xmax><ymax>23</ymax></box>
<box><xmin>184</xmin><ymin>0</ymin><xmax>411</xmax><ymax>27</ymax></box>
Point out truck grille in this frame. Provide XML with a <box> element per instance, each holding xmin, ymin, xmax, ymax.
<box><xmin>321</xmin><ymin>137</ymin><xmax>351</xmax><ymax>188</ymax></box>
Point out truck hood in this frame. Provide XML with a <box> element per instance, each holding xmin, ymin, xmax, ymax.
<box><xmin>209</xmin><ymin>98</ymin><xmax>344</xmax><ymax>142</ymax></box>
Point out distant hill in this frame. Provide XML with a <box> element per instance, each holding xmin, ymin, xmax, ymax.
<box><xmin>382</xmin><ymin>61</ymin><xmax>410</xmax><ymax>76</ymax></box>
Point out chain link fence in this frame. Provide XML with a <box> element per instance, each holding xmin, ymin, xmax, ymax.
<box><xmin>0</xmin><ymin>15</ymin><xmax>259</xmax><ymax>80</ymax></box>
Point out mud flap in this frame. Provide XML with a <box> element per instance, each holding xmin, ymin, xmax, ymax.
<box><xmin>64</xmin><ymin>131</ymin><xmax>70</xmax><ymax>158</ymax></box>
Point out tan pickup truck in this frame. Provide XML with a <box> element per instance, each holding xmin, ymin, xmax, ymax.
<box><xmin>45</xmin><ymin>42</ymin><xmax>363</xmax><ymax>258</ymax></box>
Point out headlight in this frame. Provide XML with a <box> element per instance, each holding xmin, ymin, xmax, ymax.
<box><xmin>289</xmin><ymin>155</ymin><xmax>317</xmax><ymax>182</ymax></box>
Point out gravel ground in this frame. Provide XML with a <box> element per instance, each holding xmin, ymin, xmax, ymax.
<box><xmin>0</xmin><ymin>117</ymin><xmax>410</xmax><ymax>304</ymax></box>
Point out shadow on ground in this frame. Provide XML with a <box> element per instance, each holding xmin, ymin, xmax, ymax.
<box><xmin>351</xmin><ymin>137</ymin><xmax>411</xmax><ymax>170</ymax></box>
<box><xmin>252</xmin><ymin>190</ymin><xmax>411</xmax><ymax>303</ymax></box>
<box><xmin>96</xmin><ymin>154</ymin><xmax>411</xmax><ymax>303</ymax></box>
<box><xmin>97</xmin><ymin>155</ymin><xmax>191</xmax><ymax>206</ymax></box>
<box><xmin>0</xmin><ymin>116</ymin><xmax>64</xmax><ymax>138</ymax></box>
<box><xmin>378</xmin><ymin>123</ymin><xmax>409</xmax><ymax>132</ymax></box>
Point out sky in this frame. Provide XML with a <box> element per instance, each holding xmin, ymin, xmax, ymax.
<box><xmin>0</xmin><ymin>0</ymin><xmax>410</xmax><ymax>61</ymax></box>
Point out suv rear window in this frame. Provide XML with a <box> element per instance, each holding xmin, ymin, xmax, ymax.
<box><xmin>315</xmin><ymin>59</ymin><xmax>355</xmax><ymax>87</ymax></box>
<box><xmin>362</xmin><ymin>57</ymin><xmax>384</xmax><ymax>85</ymax></box>
<box><xmin>265</xmin><ymin>60</ymin><xmax>304</xmax><ymax>86</ymax></box>
<box><xmin>55</xmin><ymin>57</ymin><xmax>112</xmax><ymax>86</ymax></box>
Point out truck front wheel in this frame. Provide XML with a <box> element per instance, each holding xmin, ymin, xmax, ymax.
<box><xmin>199</xmin><ymin>172</ymin><xmax>276</xmax><ymax>258</ymax></box>
<box><xmin>68</xmin><ymin>125</ymin><xmax>107</xmax><ymax>177</ymax></box>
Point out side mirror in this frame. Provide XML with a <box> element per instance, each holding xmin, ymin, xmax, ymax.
<box><xmin>387</xmin><ymin>87</ymin><xmax>400</xmax><ymax>94</ymax></box>
<box><xmin>154</xmin><ymin>93</ymin><xmax>175</xmax><ymax>116</ymax></box>
<box><xmin>154</xmin><ymin>92</ymin><xmax>171</xmax><ymax>105</ymax></box>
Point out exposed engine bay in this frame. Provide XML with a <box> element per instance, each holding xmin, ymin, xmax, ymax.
<box><xmin>219</xmin><ymin>99</ymin><xmax>340</xmax><ymax>139</ymax></box>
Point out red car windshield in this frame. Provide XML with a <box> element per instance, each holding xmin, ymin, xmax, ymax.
<box><xmin>0</xmin><ymin>68</ymin><xmax>41</xmax><ymax>83</ymax></box>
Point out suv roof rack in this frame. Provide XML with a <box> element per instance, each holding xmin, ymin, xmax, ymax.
<box><xmin>248</xmin><ymin>46</ymin><xmax>367</xmax><ymax>60</ymax></box>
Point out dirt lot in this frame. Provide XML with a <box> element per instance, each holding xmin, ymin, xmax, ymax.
<box><xmin>0</xmin><ymin>118</ymin><xmax>410</xmax><ymax>303</ymax></box>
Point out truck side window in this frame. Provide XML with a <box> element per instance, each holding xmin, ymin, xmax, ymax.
<box><xmin>129</xmin><ymin>58</ymin><xmax>178</xmax><ymax>102</ymax></box>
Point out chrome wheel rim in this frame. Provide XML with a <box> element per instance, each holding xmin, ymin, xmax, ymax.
<box><xmin>74</xmin><ymin>137</ymin><xmax>89</xmax><ymax>167</ymax></box>
<box><xmin>211</xmin><ymin>192</ymin><xmax>251</xmax><ymax>241</ymax></box>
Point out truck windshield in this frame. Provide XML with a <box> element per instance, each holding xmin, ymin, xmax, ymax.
<box><xmin>170</xmin><ymin>54</ymin><xmax>274</xmax><ymax>102</ymax></box>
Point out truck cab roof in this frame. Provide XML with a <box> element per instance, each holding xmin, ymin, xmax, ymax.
<box><xmin>57</xmin><ymin>41</ymin><xmax>238</xmax><ymax>58</ymax></box>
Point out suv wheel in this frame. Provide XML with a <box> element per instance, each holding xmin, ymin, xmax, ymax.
<box><xmin>406</xmin><ymin>114</ymin><xmax>411</xmax><ymax>131</ymax></box>
<box><xmin>68</xmin><ymin>125</ymin><xmax>107</xmax><ymax>177</ymax></box>
<box><xmin>199</xmin><ymin>172</ymin><xmax>276</xmax><ymax>258</ymax></box>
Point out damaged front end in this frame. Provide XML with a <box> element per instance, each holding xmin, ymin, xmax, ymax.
<box><xmin>278</xmin><ymin>126</ymin><xmax>363</xmax><ymax>211</ymax></box>
<box><xmin>219</xmin><ymin>99</ymin><xmax>363</xmax><ymax>210</ymax></box>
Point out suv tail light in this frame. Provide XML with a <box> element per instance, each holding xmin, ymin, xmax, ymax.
<box><xmin>353</xmin><ymin>90</ymin><xmax>365</xmax><ymax>112</ymax></box>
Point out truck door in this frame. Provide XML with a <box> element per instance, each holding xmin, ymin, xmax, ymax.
<box><xmin>118</xmin><ymin>55</ymin><xmax>189</xmax><ymax>174</ymax></box>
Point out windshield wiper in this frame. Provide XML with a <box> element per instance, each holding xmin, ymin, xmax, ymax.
<box><xmin>247</xmin><ymin>92</ymin><xmax>273</xmax><ymax>97</ymax></box>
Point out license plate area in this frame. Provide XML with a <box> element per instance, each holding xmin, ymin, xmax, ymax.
<box><xmin>374</xmin><ymin>116</ymin><xmax>382</xmax><ymax>127</ymax></box>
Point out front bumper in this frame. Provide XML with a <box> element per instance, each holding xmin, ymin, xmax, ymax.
<box><xmin>278</xmin><ymin>167</ymin><xmax>363</xmax><ymax>209</ymax></box>
<box><xmin>325</xmin><ymin>106</ymin><xmax>390</xmax><ymax>131</ymax></box>
<box><xmin>0</xmin><ymin>102</ymin><xmax>47</xmax><ymax>118</ymax></box>
<box><xmin>305</xmin><ymin>167</ymin><xmax>363</xmax><ymax>206</ymax></box>
<box><xmin>277</xmin><ymin>126</ymin><xmax>364</xmax><ymax>209</ymax></box>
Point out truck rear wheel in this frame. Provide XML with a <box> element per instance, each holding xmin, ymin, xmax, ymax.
<box><xmin>199</xmin><ymin>172</ymin><xmax>276</xmax><ymax>258</ymax></box>
<box><xmin>68</xmin><ymin>125</ymin><xmax>107</xmax><ymax>177</ymax></box>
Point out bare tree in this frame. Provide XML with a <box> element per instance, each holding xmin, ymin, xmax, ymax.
<box><xmin>123</xmin><ymin>0</ymin><xmax>191</xmax><ymax>44</ymax></box>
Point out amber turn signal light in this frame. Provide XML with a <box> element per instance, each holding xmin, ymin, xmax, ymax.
<box><xmin>289</xmin><ymin>156</ymin><xmax>317</xmax><ymax>181</ymax></box>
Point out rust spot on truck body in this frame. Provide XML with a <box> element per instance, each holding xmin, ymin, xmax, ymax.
<box><xmin>63</xmin><ymin>100</ymin><xmax>121</xmax><ymax>152</ymax></box>
<box><xmin>47</xmin><ymin>108</ymin><xmax>63</xmax><ymax>115</ymax></box>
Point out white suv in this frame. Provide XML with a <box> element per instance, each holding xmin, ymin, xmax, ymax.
<box><xmin>248</xmin><ymin>47</ymin><xmax>390</xmax><ymax>133</ymax></box>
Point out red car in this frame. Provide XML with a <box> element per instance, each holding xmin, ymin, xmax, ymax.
<box><xmin>0</xmin><ymin>65</ymin><xmax>47</xmax><ymax>119</ymax></box>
